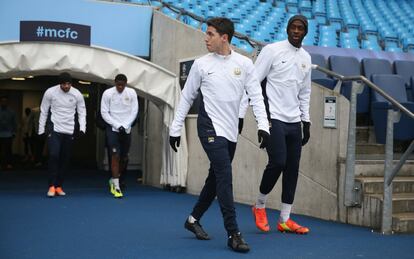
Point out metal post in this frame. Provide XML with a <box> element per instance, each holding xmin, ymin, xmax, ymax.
<box><xmin>381</xmin><ymin>110</ymin><xmax>400</xmax><ymax>234</ymax></box>
<box><xmin>387</xmin><ymin>139</ymin><xmax>414</xmax><ymax>186</ymax></box>
<box><xmin>344</xmin><ymin>81</ymin><xmax>364</xmax><ymax>206</ymax></box>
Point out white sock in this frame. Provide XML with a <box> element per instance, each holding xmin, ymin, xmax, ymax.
<box><xmin>188</xmin><ymin>215</ymin><xmax>197</xmax><ymax>223</ymax></box>
<box><xmin>279</xmin><ymin>203</ymin><xmax>292</xmax><ymax>223</ymax></box>
<box><xmin>112</xmin><ymin>178</ymin><xmax>120</xmax><ymax>189</ymax></box>
<box><xmin>255</xmin><ymin>192</ymin><xmax>267</xmax><ymax>209</ymax></box>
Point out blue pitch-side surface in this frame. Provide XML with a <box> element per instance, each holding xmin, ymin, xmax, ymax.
<box><xmin>1</xmin><ymin>170</ymin><xmax>413</xmax><ymax>259</ymax></box>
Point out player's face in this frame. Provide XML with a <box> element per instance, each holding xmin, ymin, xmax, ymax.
<box><xmin>60</xmin><ymin>82</ymin><xmax>71</xmax><ymax>93</ymax></box>
<box><xmin>115</xmin><ymin>80</ymin><xmax>126</xmax><ymax>93</ymax></box>
<box><xmin>287</xmin><ymin>20</ymin><xmax>306</xmax><ymax>47</ymax></box>
<box><xmin>205</xmin><ymin>26</ymin><xmax>227</xmax><ymax>53</ymax></box>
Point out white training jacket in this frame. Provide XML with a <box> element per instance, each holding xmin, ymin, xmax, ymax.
<box><xmin>101</xmin><ymin>86</ymin><xmax>139</xmax><ymax>134</ymax></box>
<box><xmin>39</xmin><ymin>85</ymin><xmax>86</xmax><ymax>135</ymax></box>
<box><xmin>170</xmin><ymin>50</ymin><xmax>269</xmax><ymax>143</ymax></box>
<box><xmin>252</xmin><ymin>39</ymin><xmax>312</xmax><ymax>123</ymax></box>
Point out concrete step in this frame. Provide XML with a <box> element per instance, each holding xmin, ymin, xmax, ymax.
<box><xmin>356</xmin><ymin>126</ymin><xmax>370</xmax><ymax>143</ymax></box>
<box><xmin>356</xmin><ymin>143</ymin><xmax>385</xmax><ymax>155</ymax></box>
<box><xmin>345</xmin><ymin>192</ymin><xmax>414</xmax><ymax>232</ymax></box>
<box><xmin>355</xmin><ymin>176</ymin><xmax>414</xmax><ymax>194</ymax></box>
<box><xmin>369</xmin><ymin>193</ymin><xmax>414</xmax><ymax>214</ymax></box>
<box><xmin>353</xmin><ymin>159</ymin><xmax>414</xmax><ymax>177</ymax></box>
<box><xmin>392</xmin><ymin>212</ymin><xmax>414</xmax><ymax>233</ymax></box>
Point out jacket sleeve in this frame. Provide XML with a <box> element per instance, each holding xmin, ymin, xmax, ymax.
<box><xmin>38</xmin><ymin>89</ymin><xmax>51</xmax><ymax>135</ymax></box>
<box><xmin>101</xmin><ymin>90</ymin><xmax>120</xmax><ymax>129</ymax></box>
<box><xmin>169</xmin><ymin>60</ymin><xmax>202</xmax><ymax>137</ymax></box>
<box><xmin>254</xmin><ymin>45</ymin><xmax>274</xmax><ymax>83</ymax></box>
<box><xmin>76</xmin><ymin>91</ymin><xmax>87</xmax><ymax>133</ymax></box>
<box><xmin>125</xmin><ymin>89</ymin><xmax>139</xmax><ymax>129</ymax></box>
<box><xmin>244</xmin><ymin>61</ymin><xmax>269</xmax><ymax>134</ymax></box>
<box><xmin>238</xmin><ymin>92</ymin><xmax>249</xmax><ymax>119</ymax></box>
<box><xmin>299</xmin><ymin>64</ymin><xmax>312</xmax><ymax>122</ymax></box>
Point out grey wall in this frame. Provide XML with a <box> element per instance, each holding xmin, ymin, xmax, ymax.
<box><xmin>150</xmin><ymin>11</ymin><xmax>207</xmax><ymax>74</ymax></box>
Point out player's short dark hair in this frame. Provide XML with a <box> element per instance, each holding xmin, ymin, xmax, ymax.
<box><xmin>115</xmin><ymin>74</ymin><xmax>127</xmax><ymax>82</ymax></box>
<box><xmin>206</xmin><ymin>17</ymin><xmax>234</xmax><ymax>43</ymax></box>
<box><xmin>59</xmin><ymin>72</ymin><xmax>72</xmax><ymax>84</ymax></box>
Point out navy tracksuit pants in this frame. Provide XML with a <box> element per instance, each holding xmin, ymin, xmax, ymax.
<box><xmin>47</xmin><ymin>131</ymin><xmax>73</xmax><ymax>187</ymax></box>
<box><xmin>191</xmin><ymin>136</ymin><xmax>239</xmax><ymax>235</ymax></box>
<box><xmin>260</xmin><ymin>119</ymin><xmax>302</xmax><ymax>204</ymax></box>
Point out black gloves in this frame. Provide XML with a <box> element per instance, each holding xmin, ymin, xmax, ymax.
<box><xmin>258</xmin><ymin>130</ymin><xmax>270</xmax><ymax>149</ymax></box>
<box><xmin>75</xmin><ymin>130</ymin><xmax>85</xmax><ymax>139</ymax></box>
<box><xmin>118</xmin><ymin>126</ymin><xmax>126</xmax><ymax>135</ymax></box>
<box><xmin>238</xmin><ymin>118</ymin><xmax>244</xmax><ymax>134</ymax></box>
<box><xmin>169</xmin><ymin>136</ymin><xmax>181</xmax><ymax>152</ymax></box>
<box><xmin>302</xmin><ymin>121</ymin><xmax>311</xmax><ymax>146</ymax></box>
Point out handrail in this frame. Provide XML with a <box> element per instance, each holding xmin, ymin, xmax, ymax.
<box><xmin>313</xmin><ymin>64</ymin><xmax>414</xmax><ymax>234</ymax></box>
<box><xmin>312</xmin><ymin>65</ymin><xmax>414</xmax><ymax>120</ymax></box>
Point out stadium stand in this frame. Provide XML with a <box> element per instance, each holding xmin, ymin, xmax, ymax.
<box><xmin>131</xmin><ymin>0</ymin><xmax>414</xmax><ymax>53</ymax></box>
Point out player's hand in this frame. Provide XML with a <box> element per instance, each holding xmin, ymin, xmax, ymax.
<box><xmin>302</xmin><ymin>121</ymin><xmax>311</xmax><ymax>146</ymax></box>
<box><xmin>258</xmin><ymin>130</ymin><xmax>270</xmax><ymax>149</ymax></box>
<box><xmin>169</xmin><ymin>136</ymin><xmax>181</xmax><ymax>152</ymax></box>
<box><xmin>118</xmin><ymin>126</ymin><xmax>126</xmax><ymax>135</ymax></box>
<box><xmin>238</xmin><ymin>118</ymin><xmax>244</xmax><ymax>134</ymax></box>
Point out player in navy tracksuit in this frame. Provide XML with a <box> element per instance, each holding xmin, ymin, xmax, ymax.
<box><xmin>39</xmin><ymin>72</ymin><xmax>86</xmax><ymax>197</ymax></box>
<box><xmin>169</xmin><ymin>17</ymin><xmax>270</xmax><ymax>253</ymax></box>
<box><xmin>247</xmin><ymin>15</ymin><xmax>312</xmax><ymax>235</ymax></box>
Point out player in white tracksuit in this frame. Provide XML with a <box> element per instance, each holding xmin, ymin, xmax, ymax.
<box><xmin>101</xmin><ymin>74</ymin><xmax>138</xmax><ymax>198</ymax></box>
<box><xmin>247</xmin><ymin>15</ymin><xmax>312</xmax><ymax>235</ymax></box>
<box><xmin>39</xmin><ymin>72</ymin><xmax>86</xmax><ymax>197</ymax></box>
<box><xmin>169</xmin><ymin>17</ymin><xmax>270</xmax><ymax>253</ymax></box>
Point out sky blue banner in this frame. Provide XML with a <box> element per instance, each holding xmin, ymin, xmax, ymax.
<box><xmin>0</xmin><ymin>0</ymin><xmax>152</xmax><ymax>57</ymax></box>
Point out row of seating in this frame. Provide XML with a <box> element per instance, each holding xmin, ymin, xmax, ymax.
<box><xmin>127</xmin><ymin>0</ymin><xmax>414</xmax><ymax>53</ymax></box>
<box><xmin>311</xmin><ymin>54</ymin><xmax>414</xmax><ymax>143</ymax></box>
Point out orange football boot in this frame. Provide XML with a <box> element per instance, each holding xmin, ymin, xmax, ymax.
<box><xmin>277</xmin><ymin>219</ymin><xmax>309</xmax><ymax>234</ymax></box>
<box><xmin>47</xmin><ymin>186</ymin><xmax>55</xmax><ymax>197</ymax></box>
<box><xmin>55</xmin><ymin>187</ymin><xmax>66</xmax><ymax>196</ymax></box>
<box><xmin>252</xmin><ymin>206</ymin><xmax>270</xmax><ymax>232</ymax></box>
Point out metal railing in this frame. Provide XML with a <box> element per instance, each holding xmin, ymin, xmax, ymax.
<box><xmin>313</xmin><ymin>65</ymin><xmax>414</xmax><ymax>234</ymax></box>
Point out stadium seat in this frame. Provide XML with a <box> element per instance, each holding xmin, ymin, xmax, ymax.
<box><xmin>310</xmin><ymin>53</ymin><xmax>336</xmax><ymax>89</ymax></box>
<box><xmin>362</xmin><ymin>58</ymin><xmax>393</xmax><ymax>81</ymax></box>
<box><xmin>394</xmin><ymin>60</ymin><xmax>414</xmax><ymax>101</ymax></box>
<box><xmin>371</xmin><ymin>74</ymin><xmax>414</xmax><ymax>144</ymax></box>
<box><xmin>329</xmin><ymin>55</ymin><xmax>370</xmax><ymax>114</ymax></box>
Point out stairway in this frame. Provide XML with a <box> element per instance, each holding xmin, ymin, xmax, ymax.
<box><xmin>348</xmin><ymin>126</ymin><xmax>414</xmax><ymax>233</ymax></box>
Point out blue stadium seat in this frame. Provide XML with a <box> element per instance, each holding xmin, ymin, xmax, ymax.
<box><xmin>362</xmin><ymin>58</ymin><xmax>393</xmax><ymax>81</ymax></box>
<box><xmin>239</xmin><ymin>42</ymin><xmax>254</xmax><ymax>53</ymax></box>
<box><xmin>329</xmin><ymin>55</ymin><xmax>370</xmax><ymax>114</ymax></box>
<box><xmin>310</xmin><ymin>53</ymin><xmax>336</xmax><ymax>89</ymax></box>
<box><xmin>394</xmin><ymin>60</ymin><xmax>414</xmax><ymax>101</ymax></box>
<box><xmin>371</xmin><ymin>74</ymin><xmax>414</xmax><ymax>144</ymax></box>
